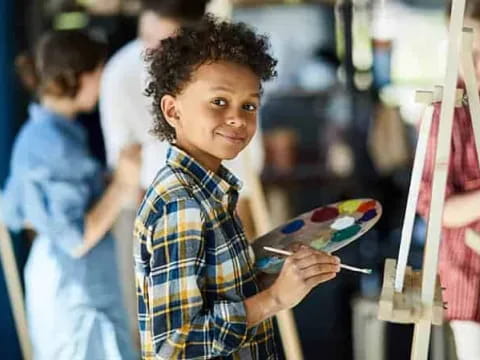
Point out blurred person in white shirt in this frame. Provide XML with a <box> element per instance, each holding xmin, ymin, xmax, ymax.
<box><xmin>100</xmin><ymin>0</ymin><xmax>209</xmax><ymax>192</ymax></box>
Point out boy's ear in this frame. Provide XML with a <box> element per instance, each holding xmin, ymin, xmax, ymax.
<box><xmin>160</xmin><ymin>94</ymin><xmax>180</xmax><ymax>128</ymax></box>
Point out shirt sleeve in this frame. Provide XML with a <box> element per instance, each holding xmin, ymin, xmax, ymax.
<box><xmin>138</xmin><ymin>198</ymin><xmax>253</xmax><ymax>359</ymax></box>
<box><xmin>21</xmin><ymin>151</ymin><xmax>101</xmax><ymax>255</ymax></box>
<box><xmin>99</xmin><ymin>66</ymin><xmax>134</xmax><ymax>170</ymax></box>
<box><xmin>417</xmin><ymin>104</ymin><xmax>457</xmax><ymax>220</ymax></box>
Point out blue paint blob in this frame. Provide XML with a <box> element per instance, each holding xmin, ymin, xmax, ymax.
<box><xmin>256</xmin><ymin>256</ymin><xmax>285</xmax><ymax>274</ymax></box>
<box><xmin>269</xmin><ymin>257</ymin><xmax>284</xmax><ymax>265</ymax></box>
<box><xmin>281</xmin><ymin>219</ymin><xmax>305</xmax><ymax>234</ymax></box>
<box><xmin>358</xmin><ymin>209</ymin><xmax>377</xmax><ymax>223</ymax></box>
<box><xmin>269</xmin><ymin>259</ymin><xmax>285</xmax><ymax>273</ymax></box>
<box><xmin>256</xmin><ymin>257</ymin><xmax>271</xmax><ymax>269</ymax></box>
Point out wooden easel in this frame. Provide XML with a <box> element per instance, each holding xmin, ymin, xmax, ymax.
<box><xmin>0</xmin><ymin>196</ymin><xmax>32</xmax><ymax>360</ymax></box>
<box><xmin>378</xmin><ymin>0</ymin><xmax>480</xmax><ymax>358</ymax></box>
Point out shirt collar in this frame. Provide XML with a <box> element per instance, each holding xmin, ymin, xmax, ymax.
<box><xmin>166</xmin><ymin>145</ymin><xmax>242</xmax><ymax>203</ymax></box>
<box><xmin>29</xmin><ymin>103</ymin><xmax>86</xmax><ymax>144</ymax></box>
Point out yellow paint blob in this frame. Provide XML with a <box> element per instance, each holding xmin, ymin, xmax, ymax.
<box><xmin>338</xmin><ymin>200</ymin><xmax>362</xmax><ymax>214</ymax></box>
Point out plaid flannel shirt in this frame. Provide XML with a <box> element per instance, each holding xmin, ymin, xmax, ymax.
<box><xmin>134</xmin><ymin>146</ymin><xmax>277</xmax><ymax>360</ymax></box>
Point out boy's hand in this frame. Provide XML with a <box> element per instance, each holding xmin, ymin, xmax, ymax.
<box><xmin>268</xmin><ymin>247</ymin><xmax>340</xmax><ymax>310</ymax></box>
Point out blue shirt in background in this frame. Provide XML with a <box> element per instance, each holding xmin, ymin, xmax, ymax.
<box><xmin>1</xmin><ymin>103</ymin><xmax>137</xmax><ymax>360</ymax></box>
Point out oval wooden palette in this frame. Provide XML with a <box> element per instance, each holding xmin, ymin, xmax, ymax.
<box><xmin>253</xmin><ymin>198</ymin><xmax>382</xmax><ymax>274</ymax></box>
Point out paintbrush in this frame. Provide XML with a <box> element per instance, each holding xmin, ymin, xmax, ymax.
<box><xmin>263</xmin><ymin>246</ymin><xmax>372</xmax><ymax>275</ymax></box>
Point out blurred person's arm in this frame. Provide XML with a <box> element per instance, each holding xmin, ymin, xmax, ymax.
<box><xmin>442</xmin><ymin>190</ymin><xmax>480</xmax><ymax>227</ymax></box>
<box><xmin>74</xmin><ymin>144</ymin><xmax>141</xmax><ymax>257</ymax></box>
<box><xmin>417</xmin><ymin>104</ymin><xmax>480</xmax><ymax>229</ymax></box>
<box><xmin>99</xmin><ymin>62</ymin><xmax>135</xmax><ymax>171</ymax></box>
<box><xmin>12</xmin><ymin>143</ymin><xmax>139</xmax><ymax>258</ymax></box>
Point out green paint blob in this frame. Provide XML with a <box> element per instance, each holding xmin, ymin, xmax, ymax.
<box><xmin>332</xmin><ymin>224</ymin><xmax>361</xmax><ymax>242</ymax></box>
<box><xmin>311</xmin><ymin>236</ymin><xmax>329</xmax><ymax>250</ymax></box>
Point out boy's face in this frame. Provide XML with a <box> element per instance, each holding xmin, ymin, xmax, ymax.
<box><xmin>163</xmin><ymin>61</ymin><xmax>261</xmax><ymax>171</ymax></box>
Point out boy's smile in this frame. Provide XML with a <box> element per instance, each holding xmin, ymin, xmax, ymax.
<box><xmin>161</xmin><ymin>60</ymin><xmax>261</xmax><ymax>172</ymax></box>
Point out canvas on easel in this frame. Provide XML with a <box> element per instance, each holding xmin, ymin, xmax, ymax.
<box><xmin>377</xmin><ymin>0</ymin><xmax>480</xmax><ymax>358</ymax></box>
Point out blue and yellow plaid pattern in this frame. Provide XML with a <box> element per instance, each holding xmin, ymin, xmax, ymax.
<box><xmin>134</xmin><ymin>146</ymin><xmax>277</xmax><ymax>359</ymax></box>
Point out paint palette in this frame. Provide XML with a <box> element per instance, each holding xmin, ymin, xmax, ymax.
<box><xmin>253</xmin><ymin>198</ymin><xmax>382</xmax><ymax>274</ymax></box>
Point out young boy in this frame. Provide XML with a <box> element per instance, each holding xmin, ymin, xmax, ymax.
<box><xmin>134</xmin><ymin>15</ymin><xmax>341</xmax><ymax>359</ymax></box>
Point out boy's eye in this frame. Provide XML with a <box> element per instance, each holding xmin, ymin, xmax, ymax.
<box><xmin>243</xmin><ymin>103</ymin><xmax>257</xmax><ymax>112</ymax></box>
<box><xmin>212</xmin><ymin>98</ymin><xmax>227</xmax><ymax>106</ymax></box>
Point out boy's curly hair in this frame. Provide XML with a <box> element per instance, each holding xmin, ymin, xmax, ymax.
<box><xmin>145</xmin><ymin>14</ymin><xmax>278</xmax><ymax>142</ymax></box>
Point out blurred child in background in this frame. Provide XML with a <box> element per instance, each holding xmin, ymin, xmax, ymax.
<box><xmin>2</xmin><ymin>30</ymin><xmax>139</xmax><ymax>359</ymax></box>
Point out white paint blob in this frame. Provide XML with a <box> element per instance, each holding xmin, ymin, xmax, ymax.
<box><xmin>330</xmin><ymin>216</ymin><xmax>355</xmax><ymax>230</ymax></box>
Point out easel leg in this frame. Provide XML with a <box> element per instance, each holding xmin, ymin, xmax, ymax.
<box><xmin>0</xmin><ymin>220</ymin><xmax>32</xmax><ymax>360</ymax></box>
<box><xmin>411</xmin><ymin>320</ymin><xmax>432</xmax><ymax>360</ymax></box>
<box><xmin>276</xmin><ymin>310</ymin><xmax>304</xmax><ymax>360</ymax></box>
<box><xmin>411</xmin><ymin>0</ymin><xmax>465</xmax><ymax>358</ymax></box>
<box><xmin>395</xmin><ymin>103</ymin><xmax>434</xmax><ymax>292</ymax></box>
<box><xmin>243</xmin><ymin>147</ymin><xmax>304</xmax><ymax>360</ymax></box>
<box><xmin>422</xmin><ymin>0</ymin><xmax>464</xmax><ymax>298</ymax></box>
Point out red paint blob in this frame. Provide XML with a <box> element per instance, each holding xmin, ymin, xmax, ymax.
<box><xmin>311</xmin><ymin>207</ymin><xmax>339</xmax><ymax>223</ymax></box>
<box><xmin>357</xmin><ymin>200</ymin><xmax>376</xmax><ymax>213</ymax></box>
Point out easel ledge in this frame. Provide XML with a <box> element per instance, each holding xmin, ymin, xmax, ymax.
<box><xmin>379</xmin><ymin>259</ymin><xmax>444</xmax><ymax>326</ymax></box>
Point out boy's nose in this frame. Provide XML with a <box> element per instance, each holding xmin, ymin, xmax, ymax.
<box><xmin>226</xmin><ymin>114</ymin><xmax>246</xmax><ymax>128</ymax></box>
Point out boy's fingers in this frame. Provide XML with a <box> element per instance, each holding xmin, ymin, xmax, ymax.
<box><xmin>293</xmin><ymin>248</ymin><xmax>339</xmax><ymax>262</ymax></box>
<box><xmin>292</xmin><ymin>247</ymin><xmax>317</xmax><ymax>260</ymax></box>
<box><xmin>301</xmin><ymin>264</ymin><xmax>340</xmax><ymax>280</ymax></box>
<box><xmin>304</xmin><ymin>272</ymin><xmax>337</xmax><ymax>288</ymax></box>
<box><xmin>294</xmin><ymin>252</ymin><xmax>340</xmax><ymax>269</ymax></box>
<box><xmin>286</xmin><ymin>242</ymin><xmax>304</xmax><ymax>252</ymax></box>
